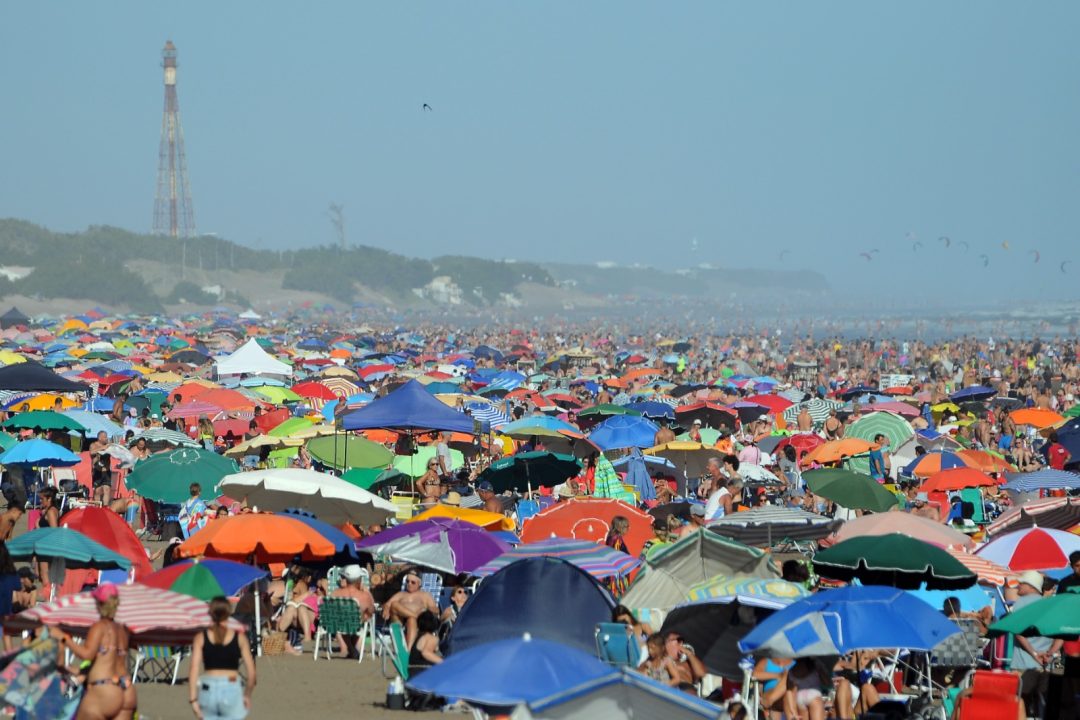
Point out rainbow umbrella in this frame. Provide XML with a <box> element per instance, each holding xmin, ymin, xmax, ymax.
<box><xmin>471</xmin><ymin>537</ymin><xmax>640</xmax><ymax>580</ymax></box>
<box><xmin>139</xmin><ymin>559</ymin><xmax>267</xmax><ymax>601</ymax></box>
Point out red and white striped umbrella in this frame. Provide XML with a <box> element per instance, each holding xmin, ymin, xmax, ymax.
<box><xmin>945</xmin><ymin>546</ymin><xmax>1011</xmax><ymax>586</ymax></box>
<box><xmin>6</xmin><ymin>584</ymin><xmax>243</xmax><ymax>645</ymax></box>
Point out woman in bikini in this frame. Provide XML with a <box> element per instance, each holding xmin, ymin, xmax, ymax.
<box><xmin>52</xmin><ymin>583</ymin><xmax>137</xmax><ymax>720</ymax></box>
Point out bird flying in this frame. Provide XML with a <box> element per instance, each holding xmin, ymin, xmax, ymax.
<box><xmin>422</xmin><ymin>103</ymin><xmax>433</xmax><ymax>111</ymax></box>
<box><xmin>1030</xmin><ymin>250</ymin><xmax>1040</xmax><ymax>263</ymax></box>
<box><xmin>958</xmin><ymin>240</ymin><xmax>970</xmax><ymax>252</ymax></box>
<box><xmin>939</xmin><ymin>236</ymin><xmax>951</xmax><ymax>248</ymax></box>
<box><xmin>1062</xmin><ymin>261</ymin><xmax>1071</xmax><ymax>274</ymax></box>
<box><xmin>859</xmin><ymin>252</ymin><xmax>873</xmax><ymax>261</ymax></box>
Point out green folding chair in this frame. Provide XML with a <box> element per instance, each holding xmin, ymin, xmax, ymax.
<box><xmin>313</xmin><ymin>597</ymin><xmax>365</xmax><ymax>663</ymax></box>
<box><xmin>380</xmin><ymin>621</ymin><xmax>410</xmax><ymax>681</ymax></box>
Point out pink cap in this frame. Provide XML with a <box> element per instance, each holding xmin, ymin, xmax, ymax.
<box><xmin>91</xmin><ymin>583</ymin><xmax>119</xmax><ymax>602</ymax></box>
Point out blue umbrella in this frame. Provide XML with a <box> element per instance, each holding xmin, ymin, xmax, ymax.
<box><xmin>621</xmin><ymin>448</ymin><xmax>657</xmax><ymax>502</ymax></box>
<box><xmin>949</xmin><ymin>386</ymin><xmax>996</xmax><ymax>402</ymax></box>
<box><xmin>738</xmin><ymin>585</ymin><xmax>961</xmax><ymax>656</ymax></box>
<box><xmin>279</xmin><ymin>509</ymin><xmax>359</xmax><ymax>562</ymax></box>
<box><xmin>588</xmin><ymin>415</ymin><xmax>659</xmax><ymax>451</ymax></box>
<box><xmin>407</xmin><ymin>634</ymin><xmax>615</xmax><ymax>707</ymax></box>
<box><xmin>623</xmin><ymin>401</ymin><xmax>676</xmax><ymax>421</ymax></box>
<box><xmin>0</xmin><ymin>439</ymin><xmax>80</xmax><ymax>467</ymax></box>
<box><xmin>1003</xmin><ymin>469</ymin><xmax>1080</xmax><ymax>493</ymax></box>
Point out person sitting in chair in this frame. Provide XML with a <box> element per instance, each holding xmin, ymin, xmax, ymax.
<box><xmin>382</xmin><ymin>570</ymin><xmax>438</xmax><ymax>649</ymax></box>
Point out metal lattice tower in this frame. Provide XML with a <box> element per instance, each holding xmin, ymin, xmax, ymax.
<box><xmin>152</xmin><ymin>40</ymin><xmax>196</xmax><ymax>238</ymax></box>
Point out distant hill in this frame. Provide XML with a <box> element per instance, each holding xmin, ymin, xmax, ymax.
<box><xmin>0</xmin><ymin>219</ymin><xmax>828</xmax><ymax>313</ymax></box>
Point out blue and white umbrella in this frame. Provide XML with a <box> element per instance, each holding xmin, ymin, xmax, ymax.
<box><xmin>1003</xmin><ymin>468</ymin><xmax>1080</xmax><ymax>493</ymax></box>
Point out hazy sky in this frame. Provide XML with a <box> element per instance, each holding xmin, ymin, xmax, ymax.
<box><xmin>2</xmin><ymin>2</ymin><xmax>1079</xmax><ymax>294</ymax></box>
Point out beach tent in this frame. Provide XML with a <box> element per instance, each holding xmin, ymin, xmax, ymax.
<box><xmin>0</xmin><ymin>307</ymin><xmax>29</xmax><ymax>330</ymax></box>
<box><xmin>446</xmin><ymin>557</ymin><xmax>615</xmax><ymax>656</ymax></box>
<box><xmin>341</xmin><ymin>379</ymin><xmax>476</xmax><ymax>434</ymax></box>
<box><xmin>0</xmin><ymin>361</ymin><xmax>90</xmax><ymax>394</ymax></box>
<box><xmin>214</xmin><ymin>338</ymin><xmax>292</xmax><ymax>378</ymax></box>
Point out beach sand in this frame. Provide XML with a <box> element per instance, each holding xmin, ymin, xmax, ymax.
<box><xmin>135</xmin><ymin>651</ymin><xmax>442</xmax><ymax>720</ymax></box>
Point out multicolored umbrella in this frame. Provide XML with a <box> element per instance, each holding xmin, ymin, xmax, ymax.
<box><xmin>139</xmin><ymin>558</ymin><xmax>267</xmax><ymax>601</ymax></box>
<box><xmin>685</xmin><ymin>576</ymin><xmax>809</xmax><ymax>604</ymax></box>
<box><xmin>471</xmin><ymin>537</ymin><xmax>641</xmax><ymax>580</ymax></box>
<box><xmin>944</xmin><ymin>547</ymin><xmax>1012</xmax><ymax>586</ymax></box>
<box><xmin>900</xmin><ymin>451</ymin><xmax>969</xmax><ymax>478</ymax></box>
<box><xmin>987</xmin><ymin>496</ymin><xmax>1080</xmax><ymax>536</ymax></box>
<box><xmin>975</xmin><ymin>527</ymin><xmax>1080</xmax><ymax>571</ymax></box>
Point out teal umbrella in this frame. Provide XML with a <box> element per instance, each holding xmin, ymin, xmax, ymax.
<box><xmin>7</xmin><ymin>527</ymin><xmax>131</xmax><ymax>571</ymax></box>
<box><xmin>125</xmin><ymin>447</ymin><xmax>238</xmax><ymax>503</ymax></box>
<box><xmin>1</xmin><ymin>411</ymin><xmax>85</xmax><ymax>434</ymax></box>
<box><xmin>987</xmin><ymin>587</ymin><xmax>1080</xmax><ymax>639</ymax></box>
<box><xmin>477</xmin><ymin>451</ymin><xmax>582</xmax><ymax>494</ymax></box>
<box><xmin>340</xmin><ymin>467</ymin><xmax>408</xmax><ymax>492</ymax></box>
<box><xmin>306</xmin><ymin>434</ymin><xmax>393</xmax><ymax>471</ymax></box>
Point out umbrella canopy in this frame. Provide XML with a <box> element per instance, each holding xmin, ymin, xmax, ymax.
<box><xmin>643</xmin><ymin>441</ymin><xmax>715</xmax><ymax>486</ymax></box>
<box><xmin>900</xmin><ymin>451</ymin><xmax>970</xmax><ymax>478</ymax></box>
<box><xmin>988</xmin><ymin>589</ymin><xmax>1080</xmax><ymax>639</ymax></box>
<box><xmin>949</xmin><ymin>386</ymin><xmax>996</xmax><ymax>402</ymax></box>
<box><xmin>987</xmin><ymin>496</ymin><xmax>1080</xmax><ymax>536</ymax></box>
<box><xmin>801</xmin><ymin>438</ymin><xmax>877</xmax><ymax>466</ymax></box>
<box><xmin>802</xmin><ymin>468</ymin><xmax>899</xmax><ymax>512</ymax></box>
<box><xmin>472</xmin><ymin>537</ymin><xmax>641</xmax><ymax>580</ymax></box>
<box><xmin>0</xmin><ymin>439</ymin><xmax>80</xmax><ymax>467</ymax></box>
<box><xmin>661</xmin><ymin>599</ymin><xmax>790</xmax><ymax>680</ymax></box>
<box><xmin>782</xmin><ymin>398</ymin><xmax>843</xmax><ymax>428</ymax></box>
<box><xmin>845</xmin><ymin>412</ymin><xmax>915</xmax><ymax>453</ymax></box>
<box><xmin>217</xmin><ymin>468</ymin><xmax>395</xmax><ymax>525</ymax></box>
<box><xmin>7</xmin><ymin>584</ymin><xmax>243</xmax><ymax>645</ymax></box>
<box><xmin>520</xmin><ymin>499</ymin><xmax>654</xmax><ymax>555</ymax></box>
<box><xmin>139</xmin><ymin>559</ymin><xmax>267</xmax><ymax>601</ymax></box>
<box><xmin>738</xmin><ymin>585</ymin><xmax>961</xmax><ymax>656</ymax></box>
<box><xmin>59</xmin><ymin>506</ymin><xmax>153</xmax><ymax>579</ymax></box>
<box><xmin>130</xmin><ymin>427</ymin><xmax>200</xmax><ymax>448</ymax></box>
<box><xmin>1002</xmin><ymin>469</ymin><xmax>1080</xmax><ymax>493</ymax></box>
<box><xmin>125</xmin><ymin>447</ymin><xmax>239</xmax><ymax>503</ymax></box>
<box><xmin>355</xmin><ymin>517</ymin><xmax>509</xmax><ymax>575</ymax></box>
<box><xmin>278</xmin><ymin>509</ymin><xmax>360</xmax><ymax>562</ymax></box>
<box><xmin>830</xmin><ymin>511</ymin><xmax>975</xmax><ymax>550</ymax></box>
<box><xmin>1</xmin><ymin>410</ymin><xmax>85</xmax><ymax>433</ymax></box>
<box><xmin>706</xmin><ymin>507</ymin><xmax>840</xmax><ymax>547</ymax></box>
<box><xmin>408</xmin><ymin>504</ymin><xmax>516</xmax><ymax>532</ymax></box>
<box><xmin>305</xmin><ymin>434</ymin><xmax>393</xmax><ymax>471</ymax></box>
<box><xmin>499</xmin><ymin>416</ymin><xmax>580</xmax><ymax>440</ymax></box>
<box><xmin>685</xmin><ymin>576</ymin><xmax>809</xmax><ymax>605</ymax></box>
<box><xmin>477</xmin><ymin>451</ymin><xmax>582</xmax><ymax>494</ymax></box>
<box><xmin>339</xmin><ymin>466</ymin><xmax>408</xmax><ymax>493</ymax></box>
<box><xmin>975</xmin><ymin>527</ymin><xmax>1080</xmax><ymax>571</ymax></box>
<box><xmin>407</xmin><ymin>634</ymin><xmax>614</xmax><ymax>708</ymax></box>
<box><xmin>675</xmin><ymin>403</ymin><xmax>737</xmax><ymax>430</ymax></box>
<box><xmin>812</xmin><ymin>534</ymin><xmax>977</xmax><ymax>590</ymax></box>
<box><xmin>920</xmin><ymin>467</ymin><xmax>999</xmax><ymax>494</ymax></box>
<box><xmin>1011</xmin><ymin>408</ymin><xmax>1064</xmax><ymax>429</ymax></box>
<box><xmin>944</xmin><ymin>547</ymin><xmax>1012</xmax><ymax>586</ymax></box>
<box><xmin>178</xmin><ymin>513</ymin><xmax>337</xmax><ymax>563</ymax></box>
<box><xmin>774</xmin><ymin>433</ymin><xmax>825</xmax><ymax>460</ymax></box>
<box><xmin>587</xmin><ymin>415</ymin><xmax>659</xmax><ymax>451</ymax></box>
<box><xmin>6</xmin><ymin>527</ymin><xmax>131</xmax><ymax>571</ymax></box>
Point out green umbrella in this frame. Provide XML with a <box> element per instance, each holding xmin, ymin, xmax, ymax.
<box><xmin>988</xmin><ymin>588</ymin><xmax>1080</xmax><ymax>638</ymax></box>
<box><xmin>2</xmin><ymin>410</ymin><xmax>85</xmax><ymax>433</ymax></box>
<box><xmin>125</xmin><ymin>447</ymin><xmax>238</xmax><ymax>503</ymax></box>
<box><xmin>306</xmin><ymin>434</ymin><xmax>393</xmax><ymax>471</ymax></box>
<box><xmin>578</xmin><ymin>404</ymin><xmax>641</xmax><ymax>419</ymax></box>
<box><xmin>812</xmin><ymin>533</ymin><xmax>976</xmax><ymax>590</ymax></box>
<box><xmin>253</xmin><ymin>386</ymin><xmax>302</xmax><ymax>404</ymax></box>
<box><xmin>267</xmin><ymin>417</ymin><xmax>313</xmax><ymax>437</ymax></box>
<box><xmin>845</xmin><ymin>412</ymin><xmax>915</xmax><ymax>476</ymax></box>
<box><xmin>477</xmin><ymin>451</ymin><xmax>582</xmax><ymax>494</ymax></box>
<box><xmin>803</xmin><ymin>468</ymin><xmax>900</xmax><ymax>513</ymax></box>
<box><xmin>7</xmin><ymin>527</ymin><xmax>131</xmax><ymax>570</ymax></box>
<box><xmin>1065</xmin><ymin>405</ymin><xmax>1080</xmax><ymax>419</ymax></box>
<box><xmin>341</xmin><ymin>467</ymin><xmax>408</xmax><ymax>492</ymax></box>
<box><xmin>0</xmin><ymin>432</ymin><xmax>17</xmax><ymax>452</ymax></box>
<box><xmin>676</xmin><ymin>427</ymin><xmax>721</xmax><ymax>446</ymax></box>
<box><xmin>393</xmin><ymin>446</ymin><xmax>465</xmax><ymax>478</ymax></box>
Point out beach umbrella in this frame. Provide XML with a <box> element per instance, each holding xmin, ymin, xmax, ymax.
<box><xmin>0</xmin><ymin>439</ymin><xmax>80</xmax><ymax>467</ymax></box>
<box><xmin>139</xmin><ymin>558</ymin><xmax>267</xmax><ymax>601</ymax></box>
<box><xmin>125</xmin><ymin>447</ymin><xmax>239</xmax><ymax>503</ymax></box>
<box><xmin>812</xmin><ymin>534</ymin><xmax>976</xmax><ymax>590</ymax></box>
<box><xmin>7</xmin><ymin>584</ymin><xmax>245</xmax><ymax>646</ymax></box>
<box><xmin>643</xmin><ymin>441</ymin><xmax>715</xmax><ymax>487</ymax></box>
<box><xmin>224</xmin><ymin>433</ymin><xmax>301</xmax><ymax>457</ymax></box>
<box><xmin>801</xmin><ymin>438</ymin><xmax>877</xmax><ymax>466</ymax></box>
<box><xmin>290</xmin><ymin>381</ymin><xmax>337</xmax><ymax>401</ymax></box>
<box><xmin>920</xmin><ymin>467</ymin><xmax>998</xmax><ymax>494</ymax></box>
<box><xmin>525</xmin><ymin>666</ymin><xmax>724</xmax><ymax>720</ymax></box>
<box><xmin>499</xmin><ymin>416</ymin><xmax>580</xmax><ymax>440</ymax></box>
<box><xmin>178</xmin><ymin>513</ymin><xmax>336</xmax><ymax>563</ymax></box>
<box><xmin>217</xmin><ymin>467</ymin><xmax>395</xmax><ymax>525</ymax></box>
<box><xmin>944</xmin><ymin>547</ymin><xmax>1011</xmax><ymax>586</ymax></box>
<box><xmin>576</xmin><ymin>403</ymin><xmax>641</xmax><ymax>426</ymax></box>
<box><xmin>953</xmin><ymin>449</ymin><xmax>1015</xmax><ymax>474</ymax></box>
<box><xmin>278</xmin><ymin>509</ymin><xmax>360</xmax><ymax>563</ymax></box>
<box><xmin>949</xmin><ymin>386</ymin><xmax>996</xmax><ymax>402</ymax></box>
<box><xmin>130</xmin><ymin>427</ymin><xmax>200</xmax><ymax>448</ymax></box>
<box><xmin>60</xmin><ymin>410</ymin><xmax>123</xmax><ymax>439</ymax></box>
<box><xmin>685</xmin><ymin>576</ymin><xmax>809</xmax><ymax>605</ymax></box>
<box><xmin>738</xmin><ymin>585</ymin><xmax>960</xmax><ymax>656</ymax></box>
<box><xmin>339</xmin><ymin>466</ymin><xmax>408</xmax><ymax>493</ymax></box>
<box><xmin>355</xmin><ymin>517</ymin><xmax>509</xmax><ymax>575</ymax></box>
<box><xmin>472</xmin><ymin>537</ymin><xmax>641</xmax><ymax>580</ymax></box>
<box><xmin>6</xmin><ymin>527</ymin><xmax>131</xmax><ymax>571</ymax></box>
<box><xmin>305</xmin><ymin>433</ymin><xmax>393</xmax><ymax>471</ymax></box>
<box><xmin>988</xmin><ymin>589</ymin><xmax>1080</xmax><ymax>639</ymax></box>
<box><xmin>1011</xmin><ymin>408</ymin><xmax>1064</xmax><ymax>429</ymax></box>
<box><xmin>845</xmin><ymin>412</ymin><xmax>915</xmax><ymax>452</ymax></box>
<box><xmin>830</xmin><ymin>511</ymin><xmax>975</xmax><ymax>550</ymax></box>
<box><xmin>802</xmin><ymin>468</ymin><xmax>899</xmax><ymax>512</ymax></box>
<box><xmin>706</xmin><ymin>507</ymin><xmax>839</xmax><ymax>547</ymax></box>
<box><xmin>623</xmin><ymin>400</ymin><xmax>676</xmax><ymax>421</ymax></box>
<box><xmin>737</xmin><ymin>464</ymin><xmax>783</xmax><ymax>486</ymax></box>
<box><xmin>1002</xmin><ymin>468</ymin><xmax>1080</xmax><ymax>493</ymax></box>
<box><xmin>781</xmin><ymin>398</ymin><xmax>843</xmax><ymax>428</ymax></box>
<box><xmin>975</xmin><ymin>527</ymin><xmax>1080</xmax><ymax>571</ymax></box>
<box><xmin>407</xmin><ymin>634</ymin><xmax>614</xmax><ymax>708</ymax></box>
<box><xmin>587</xmin><ymin>415</ymin><xmax>659</xmax><ymax>451</ymax></box>
<box><xmin>744</xmin><ymin>394</ymin><xmax>793</xmax><ymax>415</ymax></box>
<box><xmin>675</xmin><ymin>403</ymin><xmax>737</xmax><ymax>430</ymax></box>
<box><xmin>520</xmin><ymin>498</ymin><xmax>654</xmax><ymax>555</ymax></box>
<box><xmin>987</xmin><ymin>496</ymin><xmax>1080</xmax><ymax>536</ymax></box>
<box><xmin>408</xmin><ymin>505</ymin><xmax>516</xmax><ymax>532</ymax></box>
<box><xmin>773</xmin><ymin>433</ymin><xmax>824</xmax><ymax>460</ymax></box>
<box><xmin>59</xmin><ymin>506</ymin><xmax>154</xmax><ymax>579</ymax></box>
<box><xmin>476</xmin><ymin>451</ymin><xmax>582</xmax><ymax>494</ymax></box>
<box><xmin>900</xmin><ymin>451</ymin><xmax>969</xmax><ymax>478</ymax></box>
<box><xmin>1</xmin><ymin>410</ymin><xmax>85</xmax><ymax>433</ymax></box>
<box><xmin>727</xmin><ymin>401</ymin><xmax>771</xmax><ymax>425</ymax></box>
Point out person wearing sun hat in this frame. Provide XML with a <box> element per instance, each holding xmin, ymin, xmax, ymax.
<box><xmin>51</xmin><ymin>583</ymin><xmax>137</xmax><ymax>717</ymax></box>
<box><xmin>1009</xmin><ymin>570</ymin><xmax>1052</xmax><ymax>717</ymax></box>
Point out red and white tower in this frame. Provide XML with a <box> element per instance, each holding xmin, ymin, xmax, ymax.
<box><xmin>152</xmin><ymin>40</ymin><xmax>196</xmax><ymax>238</ymax></box>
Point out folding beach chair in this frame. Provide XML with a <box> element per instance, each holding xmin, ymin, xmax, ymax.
<box><xmin>313</xmin><ymin>597</ymin><xmax>365</xmax><ymax>663</ymax></box>
<box><xmin>595</xmin><ymin>623</ymin><xmax>640</xmax><ymax>667</ymax></box>
<box><xmin>379</xmin><ymin>622</ymin><xmax>410</xmax><ymax>681</ymax></box>
<box><xmin>132</xmin><ymin>645</ymin><xmax>185</xmax><ymax>685</ymax></box>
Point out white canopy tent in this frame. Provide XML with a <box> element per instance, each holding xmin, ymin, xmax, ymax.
<box><xmin>215</xmin><ymin>338</ymin><xmax>292</xmax><ymax>378</ymax></box>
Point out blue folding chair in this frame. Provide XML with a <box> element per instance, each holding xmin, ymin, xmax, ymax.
<box><xmin>595</xmin><ymin>623</ymin><xmax>640</xmax><ymax>668</ymax></box>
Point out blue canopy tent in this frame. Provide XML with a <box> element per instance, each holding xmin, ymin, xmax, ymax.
<box><xmin>447</xmin><ymin>557</ymin><xmax>616</xmax><ymax>656</ymax></box>
<box><xmin>341</xmin><ymin>380</ymin><xmax>477</xmax><ymax>434</ymax></box>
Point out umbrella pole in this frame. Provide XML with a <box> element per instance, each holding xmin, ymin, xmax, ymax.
<box><xmin>343</xmin><ymin>431</ymin><xmax>348</xmax><ymax>473</ymax></box>
<box><xmin>251</xmin><ymin>553</ymin><xmax>262</xmax><ymax>657</ymax></box>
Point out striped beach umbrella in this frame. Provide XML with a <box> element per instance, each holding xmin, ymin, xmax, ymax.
<box><xmin>685</xmin><ymin>576</ymin><xmax>809</xmax><ymax>604</ymax></box>
<box><xmin>846</xmin><ymin>411</ymin><xmax>915</xmax><ymax>451</ymax></box>
<box><xmin>782</xmin><ymin>398</ymin><xmax>843</xmax><ymax>428</ymax></box>
<box><xmin>471</xmin><ymin>537</ymin><xmax>641</xmax><ymax>580</ymax></box>
<box><xmin>1003</xmin><ymin>468</ymin><xmax>1080</xmax><ymax>494</ymax></box>
<box><xmin>987</xmin><ymin>497</ymin><xmax>1080</xmax><ymax>536</ymax></box>
<box><xmin>707</xmin><ymin>507</ymin><xmax>839</xmax><ymax>547</ymax></box>
<box><xmin>945</xmin><ymin>547</ymin><xmax>1011</xmax><ymax>586</ymax></box>
<box><xmin>131</xmin><ymin>427</ymin><xmax>200</xmax><ymax>448</ymax></box>
<box><xmin>975</xmin><ymin>527</ymin><xmax>1080</xmax><ymax>571</ymax></box>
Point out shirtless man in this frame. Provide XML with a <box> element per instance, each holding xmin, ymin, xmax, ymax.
<box><xmin>476</xmin><ymin>481</ymin><xmax>504</xmax><ymax>515</ymax></box>
<box><xmin>0</xmin><ymin>504</ymin><xmax>22</xmax><ymax>541</ymax></box>
<box><xmin>382</xmin><ymin>570</ymin><xmax>438</xmax><ymax>648</ymax></box>
<box><xmin>653</xmin><ymin>421</ymin><xmax>676</xmax><ymax>446</ymax></box>
<box><xmin>331</xmin><ymin>565</ymin><xmax>375</xmax><ymax>657</ymax></box>
<box><xmin>796</xmin><ymin>406</ymin><xmax>813</xmax><ymax>432</ymax></box>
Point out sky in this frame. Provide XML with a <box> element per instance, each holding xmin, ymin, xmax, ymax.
<box><xmin>2</xmin><ymin>2</ymin><xmax>1079</xmax><ymax>295</ymax></box>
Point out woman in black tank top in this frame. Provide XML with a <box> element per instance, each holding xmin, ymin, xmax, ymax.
<box><xmin>189</xmin><ymin>596</ymin><xmax>257</xmax><ymax>719</ymax></box>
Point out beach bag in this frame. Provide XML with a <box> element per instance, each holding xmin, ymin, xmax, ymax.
<box><xmin>260</xmin><ymin>630</ymin><xmax>288</xmax><ymax>656</ymax></box>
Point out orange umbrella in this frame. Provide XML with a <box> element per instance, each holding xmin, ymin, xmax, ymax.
<box><xmin>955</xmin><ymin>449</ymin><xmax>1015</xmax><ymax>474</ymax></box>
<box><xmin>1010</xmin><ymin>408</ymin><xmax>1064</xmax><ymax>429</ymax></box>
<box><xmin>802</xmin><ymin>438</ymin><xmax>877</xmax><ymax>466</ymax></box>
<box><xmin>520</xmin><ymin>498</ymin><xmax>653</xmax><ymax>555</ymax></box>
<box><xmin>920</xmin><ymin>467</ymin><xmax>999</xmax><ymax>494</ymax></box>
<box><xmin>178</xmin><ymin>513</ymin><xmax>335</xmax><ymax>563</ymax></box>
<box><xmin>409</xmin><ymin>505</ymin><xmax>516</xmax><ymax>532</ymax></box>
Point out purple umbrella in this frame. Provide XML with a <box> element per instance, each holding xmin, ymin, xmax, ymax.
<box><xmin>356</xmin><ymin>517</ymin><xmax>510</xmax><ymax>575</ymax></box>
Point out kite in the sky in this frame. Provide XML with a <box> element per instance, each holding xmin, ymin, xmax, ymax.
<box><xmin>1030</xmin><ymin>250</ymin><xmax>1040</xmax><ymax>263</ymax></box>
<box><xmin>979</xmin><ymin>254</ymin><xmax>990</xmax><ymax>267</ymax></box>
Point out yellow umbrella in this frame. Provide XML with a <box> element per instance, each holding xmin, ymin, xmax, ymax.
<box><xmin>408</xmin><ymin>505</ymin><xmax>515</xmax><ymax>532</ymax></box>
<box><xmin>0</xmin><ymin>350</ymin><xmax>26</xmax><ymax>365</ymax></box>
